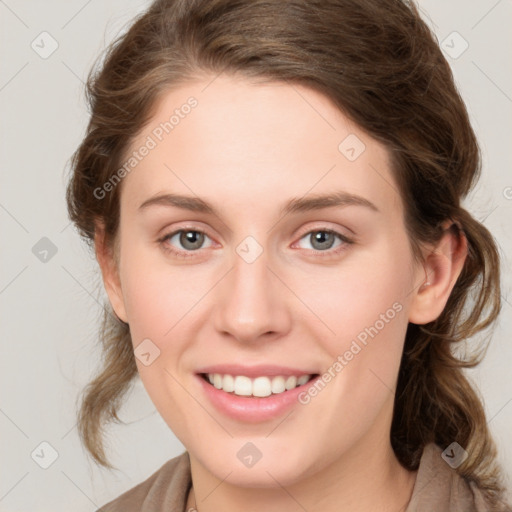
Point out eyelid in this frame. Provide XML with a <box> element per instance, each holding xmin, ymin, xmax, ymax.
<box><xmin>291</xmin><ymin>227</ymin><xmax>354</xmax><ymax>256</ymax></box>
<box><xmin>158</xmin><ymin>223</ymin><xmax>355</xmax><ymax>258</ymax></box>
<box><xmin>157</xmin><ymin>225</ymin><xmax>216</xmax><ymax>257</ymax></box>
<box><xmin>293</xmin><ymin>222</ymin><xmax>354</xmax><ymax>241</ymax></box>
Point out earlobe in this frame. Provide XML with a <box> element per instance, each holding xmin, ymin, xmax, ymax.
<box><xmin>94</xmin><ymin>222</ymin><xmax>128</xmax><ymax>323</ymax></box>
<box><xmin>408</xmin><ymin>222</ymin><xmax>468</xmax><ymax>325</ymax></box>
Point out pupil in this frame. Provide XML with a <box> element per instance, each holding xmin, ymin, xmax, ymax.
<box><xmin>181</xmin><ymin>231</ymin><xmax>203</xmax><ymax>250</ymax></box>
<box><xmin>313</xmin><ymin>231</ymin><xmax>334</xmax><ymax>250</ymax></box>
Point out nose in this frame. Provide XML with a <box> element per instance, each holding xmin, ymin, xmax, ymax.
<box><xmin>212</xmin><ymin>242</ymin><xmax>292</xmax><ymax>345</ymax></box>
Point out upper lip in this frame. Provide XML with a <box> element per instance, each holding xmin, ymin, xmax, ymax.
<box><xmin>196</xmin><ymin>364</ymin><xmax>318</xmax><ymax>378</ymax></box>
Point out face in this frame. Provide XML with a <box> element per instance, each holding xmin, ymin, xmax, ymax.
<box><xmin>103</xmin><ymin>74</ymin><xmax>428</xmax><ymax>486</ymax></box>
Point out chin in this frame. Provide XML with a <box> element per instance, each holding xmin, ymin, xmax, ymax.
<box><xmin>191</xmin><ymin>439</ymin><xmax>318</xmax><ymax>488</ymax></box>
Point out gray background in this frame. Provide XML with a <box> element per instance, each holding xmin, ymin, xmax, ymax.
<box><xmin>0</xmin><ymin>0</ymin><xmax>511</xmax><ymax>510</ymax></box>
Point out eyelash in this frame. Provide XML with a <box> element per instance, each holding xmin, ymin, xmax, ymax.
<box><xmin>157</xmin><ymin>227</ymin><xmax>354</xmax><ymax>259</ymax></box>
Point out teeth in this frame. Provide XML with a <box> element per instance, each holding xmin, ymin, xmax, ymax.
<box><xmin>223</xmin><ymin>374</ymin><xmax>235</xmax><ymax>392</ymax></box>
<box><xmin>234</xmin><ymin>376</ymin><xmax>252</xmax><ymax>396</ymax></box>
<box><xmin>253</xmin><ymin>376</ymin><xmax>272</xmax><ymax>397</ymax></box>
<box><xmin>285</xmin><ymin>376</ymin><xmax>297</xmax><ymax>390</ymax></box>
<box><xmin>271</xmin><ymin>376</ymin><xmax>285</xmax><ymax>394</ymax></box>
<box><xmin>297</xmin><ymin>375</ymin><xmax>310</xmax><ymax>386</ymax></box>
<box><xmin>213</xmin><ymin>373</ymin><xmax>223</xmax><ymax>389</ymax></box>
<box><xmin>206</xmin><ymin>373</ymin><xmax>313</xmax><ymax>397</ymax></box>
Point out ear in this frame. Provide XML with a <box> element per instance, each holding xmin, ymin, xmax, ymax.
<box><xmin>94</xmin><ymin>221</ymin><xmax>128</xmax><ymax>323</ymax></box>
<box><xmin>408</xmin><ymin>221</ymin><xmax>468</xmax><ymax>325</ymax></box>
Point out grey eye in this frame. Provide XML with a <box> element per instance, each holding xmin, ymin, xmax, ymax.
<box><xmin>298</xmin><ymin>230</ymin><xmax>341</xmax><ymax>251</ymax></box>
<box><xmin>164</xmin><ymin>230</ymin><xmax>211</xmax><ymax>251</ymax></box>
<box><xmin>178</xmin><ymin>230</ymin><xmax>205</xmax><ymax>250</ymax></box>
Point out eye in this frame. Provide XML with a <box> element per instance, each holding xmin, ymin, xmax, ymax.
<box><xmin>159</xmin><ymin>228</ymin><xmax>214</xmax><ymax>258</ymax></box>
<box><xmin>295</xmin><ymin>228</ymin><xmax>353</xmax><ymax>256</ymax></box>
<box><xmin>158</xmin><ymin>226</ymin><xmax>354</xmax><ymax>259</ymax></box>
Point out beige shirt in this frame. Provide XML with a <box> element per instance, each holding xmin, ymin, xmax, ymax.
<box><xmin>97</xmin><ymin>443</ymin><xmax>510</xmax><ymax>511</ymax></box>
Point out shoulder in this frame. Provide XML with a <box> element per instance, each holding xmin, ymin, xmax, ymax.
<box><xmin>406</xmin><ymin>443</ymin><xmax>511</xmax><ymax>512</ymax></box>
<box><xmin>96</xmin><ymin>451</ymin><xmax>191</xmax><ymax>512</ymax></box>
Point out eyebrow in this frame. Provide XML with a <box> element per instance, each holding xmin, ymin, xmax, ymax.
<box><xmin>138</xmin><ymin>191</ymin><xmax>379</xmax><ymax>216</ymax></box>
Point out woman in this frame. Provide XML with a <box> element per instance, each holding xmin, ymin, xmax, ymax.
<box><xmin>65</xmin><ymin>0</ymin><xmax>511</xmax><ymax>510</ymax></box>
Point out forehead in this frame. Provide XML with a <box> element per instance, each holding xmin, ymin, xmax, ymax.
<box><xmin>119</xmin><ymin>74</ymin><xmax>401</xmax><ymax>218</ymax></box>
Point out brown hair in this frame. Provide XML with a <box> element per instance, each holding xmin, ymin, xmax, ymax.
<box><xmin>66</xmin><ymin>0</ymin><xmax>509</xmax><ymax>506</ymax></box>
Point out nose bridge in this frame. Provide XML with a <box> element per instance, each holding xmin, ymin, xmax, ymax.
<box><xmin>213</xmin><ymin>236</ymin><xmax>290</xmax><ymax>343</ymax></box>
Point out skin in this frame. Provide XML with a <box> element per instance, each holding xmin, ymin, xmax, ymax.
<box><xmin>95</xmin><ymin>73</ymin><xmax>467</xmax><ymax>512</ymax></box>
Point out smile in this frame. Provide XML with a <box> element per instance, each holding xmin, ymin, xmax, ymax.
<box><xmin>202</xmin><ymin>373</ymin><xmax>315</xmax><ymax>397</ymax></box>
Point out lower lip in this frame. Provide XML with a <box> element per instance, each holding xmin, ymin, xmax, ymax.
<box><xmin>196</xmin><ymin>374</ymin><xmax>320</xmax><ymax>423</ymax></box>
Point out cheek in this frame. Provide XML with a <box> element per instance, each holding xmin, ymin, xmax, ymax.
<box><xmin>311</xmin><ymin>239</ymin><xmax>413</xmax><ymax>338</ymax></box>
<box><xmin>312</xmin><ymin>237</ymin><xmax>414</xmax><ymax>386</ymax></box>
<box><xmin>118</xmin><ymin>240</ymin><xmax>193</xmax><ymax>333</ymax></box>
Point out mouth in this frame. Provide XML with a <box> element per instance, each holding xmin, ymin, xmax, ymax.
<box><xmin>194</xmin><ymin>364</ymin><xmax>322</xmax><ymax>422</ymax></box>
<box><xmin>199</xmin><ymin>372</ymin><xmax>319</xmax><ymax>398</ymax></box>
